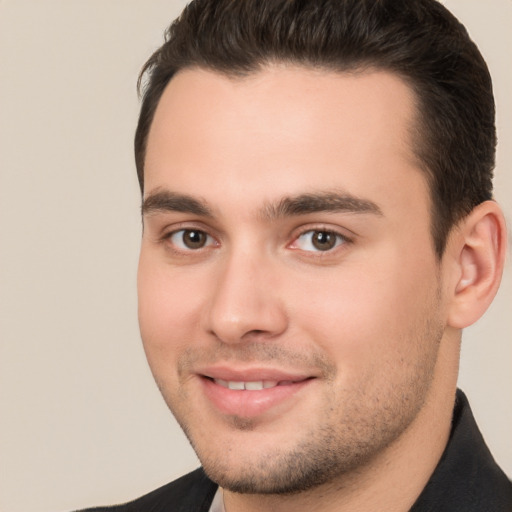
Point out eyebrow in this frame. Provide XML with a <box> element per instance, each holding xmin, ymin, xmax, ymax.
<box><xmin>142</xmin><ymin>190</ymin><xmax>213</xmax><ymax>217</ymax></box>
<box><xmin>141</xmin><ymin>189</ymin><xmax>383</xmax><ymax>219</ymax></box>
<box><xmin>261</xmin><ymin>191</ymin><xmax>383</xmax><ymax>220</ymax></box>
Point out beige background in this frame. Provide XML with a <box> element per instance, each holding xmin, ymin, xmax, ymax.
<box><xmin>0</xmin><ymin>1</ymin><xmax>510</xmax><ymax>511</ymax></box>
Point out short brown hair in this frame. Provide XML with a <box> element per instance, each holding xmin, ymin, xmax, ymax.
<box><xmin>135</xmin><ymin>0</ymin><xmax>496</xmax><ymax>256</ymax></box>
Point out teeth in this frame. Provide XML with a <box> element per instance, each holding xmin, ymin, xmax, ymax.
<box><xmin>214</xmin><ymin>379</ymin><xmax>279</xmax><ymax>390</ymax></box>
<box><xmin>215</xmin><ymin>379</ymin><xmax>229</xmax><ymax>388</ymax></box>
<box><xmin>245</xmin><ymin>381</ymin><xmax>264</xmax><ymax>391</ymax></box>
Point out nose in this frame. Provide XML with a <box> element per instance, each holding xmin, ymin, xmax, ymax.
<box><xmin>202</xmin><ymin>251</ymin><xmax>288</xmax><ymax>344</ymax></box>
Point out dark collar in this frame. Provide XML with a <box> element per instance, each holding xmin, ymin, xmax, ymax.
<box><xmin>410</xmin><ymin>389</ymin><xmax>512</xmax><ymax>511</ymax></box>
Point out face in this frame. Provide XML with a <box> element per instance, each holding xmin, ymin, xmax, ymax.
<box><xmin>138</xmin><ymin>66</ymin><xmax>448</xmax><ymax>493</ymax></box>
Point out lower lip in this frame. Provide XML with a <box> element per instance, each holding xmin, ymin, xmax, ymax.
<box><xmin>200</xmin><ymin>377</ymin><xmax>313</xmax><ymax>418</ymax></box>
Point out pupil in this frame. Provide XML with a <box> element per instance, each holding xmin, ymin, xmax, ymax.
<box><xmin>313</xmin><ymin>231</ymin><xmax>335</xmax><ymax>250</ymax></box>
<box><xmin>184</xmin><ymin>230</ymin><xmax>205</xmax><ymax>249</ymax></box>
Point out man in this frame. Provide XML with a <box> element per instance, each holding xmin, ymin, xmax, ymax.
<box><xmin>83</xmin><ymin>0</ymin><xmax>511</xmax><ymax>510</ymax></box>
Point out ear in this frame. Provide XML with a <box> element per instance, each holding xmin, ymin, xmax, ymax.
<box><xmin>446</xmin><ymin>200</ymin><xmax>508</xmax><ymax>329</ymax></box>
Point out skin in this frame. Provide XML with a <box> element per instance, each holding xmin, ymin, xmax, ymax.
<box><xmin>137</xmin><ymin>66</ymin><xmax>504</xmax><ymax>512</ymax></box>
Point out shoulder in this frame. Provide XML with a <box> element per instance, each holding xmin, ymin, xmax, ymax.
<box><xmin>74</xmin><ymin>467</ymin><xmax>218</xmax><ymax>512</ymax></box>
<box><xmin>411</xmin><ymin>390</ymin><xmax>512</xmax><ymax>511</ymax></box>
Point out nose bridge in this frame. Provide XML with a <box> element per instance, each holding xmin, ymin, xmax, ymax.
<box><xmin>204</xmin><ymin>245</ymin><xmax>287</xmax><ymax>343</ymax></box>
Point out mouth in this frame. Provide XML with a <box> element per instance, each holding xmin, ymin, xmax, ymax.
<box><xmin>207</xmin><ymin>377</ymin><xmax>308</xmax><ymax>390</ymax></box>
<box><xmin>198</xmin><ymin>370</ymin><xmax>315</xmax><ymax>418</ymax></box>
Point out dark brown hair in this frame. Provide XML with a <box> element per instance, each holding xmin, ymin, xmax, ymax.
<box><xmin>135</xmin><ymin>0</ymin><xmax>496</xmax><ymax>256</ymax></box>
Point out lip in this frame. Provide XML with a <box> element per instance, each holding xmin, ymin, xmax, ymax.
<box><xmin>197</xmin><ymin>366</ymin><xmax>315</xmax><ymax>418</ymax></box>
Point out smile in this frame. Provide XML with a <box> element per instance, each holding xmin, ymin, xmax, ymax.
<box><xmin>212</xmin><ymin>379</ymin><xmax>290</xmax><ymax>390</ymax></box>
<box><xmin>200</xmin><ymin>372</ymin><xmax>315</xmax><ymax>418</ymax></box>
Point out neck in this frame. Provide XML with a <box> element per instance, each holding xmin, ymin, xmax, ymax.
<box><xmin>223</xmin><ymin>333</ymin><xmax>460</xmax><ymax>512</ymax></box>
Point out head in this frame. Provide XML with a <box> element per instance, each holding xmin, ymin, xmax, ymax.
<box><xmin>135</xmin><ymin>0</ymin><xmax>497</xmax><ymax>258</ymax></box>
<box><xmin>136</xmin><ymin>0</ymin><xmax>506</xmax><ymax>502</ymax></box>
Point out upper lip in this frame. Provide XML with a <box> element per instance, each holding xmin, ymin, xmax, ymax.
<box><xmin>197</xmin><ymin>366</ymin><xmax>313</xmax><ymax>383</ymax></box>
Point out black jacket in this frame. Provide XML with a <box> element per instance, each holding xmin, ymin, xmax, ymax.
<box><xmin>78</xmin><ymin>390</ymin><xmax>512</xmax><ymax>512</ymax></box>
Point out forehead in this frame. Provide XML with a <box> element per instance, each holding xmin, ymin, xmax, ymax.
<box><xmin>144</xmin><ymin>65</ymin><xmax>427</xmax><ymax>217</ymax></box>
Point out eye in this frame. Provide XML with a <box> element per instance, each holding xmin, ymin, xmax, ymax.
<box><xmin>168</xmin><ymin>229</ymin><xmax>216</xmax><ymax>250</ymax></box>
<box><xmin>293</xmin><ymin>230</ymin><xmax>346</xmax><ymax>252</ymax></box>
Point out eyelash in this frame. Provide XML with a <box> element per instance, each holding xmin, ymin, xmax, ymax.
<box><xmin>289</xmin><ymin>229</ymin><xmax>350</xmax><ymax>253</ymax></box>
<box><xmin>160</xmin><ymin>226</ymin><xmax>352</xmax><ymax>255</ymax></box>
<box><xmin>162</xmin><ymin>228</ymin><xmax>218</xmax><ymax>252</ymax></box>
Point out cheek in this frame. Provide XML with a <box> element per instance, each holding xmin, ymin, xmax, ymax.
<box><xmin>137</xmin><ymin>254</ymin><xmax>205</xmax><ymax>367</ymax></box>
<box><xmin>289</xmin><ymin>252</ymin><xmax>439</xmax><ymax>374</ymax></box>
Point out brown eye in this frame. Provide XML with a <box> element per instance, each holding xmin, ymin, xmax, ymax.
<box><xmin>295</xmin><ymin>230</ymin><xmax>345</xmax><ymax>252</ymax></box>
<box><xmin>169</xmin><ymin>229</ymin><xmax>213</xmax><ymax>250</ymax></box>
<box><xmin>312</xmin><ymin>231</ymin><xmax>337</xmax><ymax>250</ymax></box>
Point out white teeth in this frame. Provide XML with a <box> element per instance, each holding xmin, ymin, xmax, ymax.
<box><xmin>228</xmin><ymin>381</ymin><xmax>245</xmax><ymax>390</ymax></box>
<box><xmin>213</xmin><ymin>379</ymin><xmax>279</xmax><ymax>390</ymax></box>
<box><xmin>215</xmin><ymin>379</ymin><xmax>229</xmax><ymax>388</ymax></box>
<box><xmin>245</xmin><ymin>381</ymin><xmax>264</xmax><ymax>390</ymax></box>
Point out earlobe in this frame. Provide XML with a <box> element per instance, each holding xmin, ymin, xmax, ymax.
<box><xmin>447</xmin><ymin>201</ymin><xmax>507</xmax><ymax>329</ymax></box>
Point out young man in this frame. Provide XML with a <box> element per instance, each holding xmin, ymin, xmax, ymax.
<box><xmin>84</xmin><ymin>0</ymin><xmax>511</xmax><ymax>510</ymax></box>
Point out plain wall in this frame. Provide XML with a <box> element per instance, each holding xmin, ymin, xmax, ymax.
<box><xmin>0</xmin><ymin>1</ymin><xmax>510</xmax><ymax>511</ymax></box>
